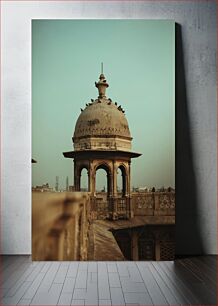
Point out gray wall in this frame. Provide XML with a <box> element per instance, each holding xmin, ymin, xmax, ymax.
<box><xmin>1</xmin><ymin>1</ymin><xmax>217</xmax><ymax>255</ymax></box>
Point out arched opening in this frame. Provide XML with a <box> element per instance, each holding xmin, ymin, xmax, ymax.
<box><xmin>95</xmin><ymin>164</ymin><xmax>111</xmax><ymax>215</ymax></box>
<box><xmin>117</xmin><ymin>168</ymin><xmax>122</xmax><ymax>196</ymax></box>
<box><xmin>96</xmin><ymin>168</ymin><xmax>108</xmax><ymax>193</ymax></box>
<box><xmin>95</xmin><ymin>164</ymin><xmax>111</xmax><ymax>195</ymax></box>
<box><xmin>117</xmin><ymin>165</ymin><xmax>127</xmax><ymax>197</ymax></box>
<box><xmin>80</xmin><ymin>168</ymin><xmax>88</xmax><ymax>191</ymax></box>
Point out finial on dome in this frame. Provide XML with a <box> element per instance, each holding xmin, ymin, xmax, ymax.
<box><xmin>95</xmin><ymin>63</ymin><xmax>109</xmax><ymax>98</ymax></box>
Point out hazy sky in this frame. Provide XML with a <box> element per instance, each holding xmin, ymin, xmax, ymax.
<box><xmin>32</xmin><ymin>20</ymin><xmax>175</xmax><ymax>190</ymax></box>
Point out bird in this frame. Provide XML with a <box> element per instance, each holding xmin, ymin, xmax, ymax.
<box><xmin>91</xmin><ymin>99</ymin><xmax>94</xmax><ymax>102</ymax></box>
<box><xmin>118</xmin><ymin>105</ymin><xmax>122</xmax><ymax>110</ymax></box>
<box><xmin>86</xmin><ymin>103</ymin><xmax>88</xmax><ymax>107</ymax></box>
<box><xmin>80</xmin><ymin>108</ymin><xmax>83</xmax><ymax>112</ymax></box>
<box><xmin>115</xmin><ymin>102</ymin><xmax>117</xmax><ymax>106</ymax></box>
<box><xmin>108</xmin><ymin>98</ymin><xmax>112</xmax><ymax>102</ymax></box>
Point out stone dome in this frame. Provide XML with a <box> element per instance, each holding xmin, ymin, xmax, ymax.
<box><xmin>73</xmin><ymin>74</ymin><xmax>132</xmax><ymax>152</ymax></box>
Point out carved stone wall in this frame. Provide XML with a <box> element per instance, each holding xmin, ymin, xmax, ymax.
<box><xmin>132</xmin><ymin>191</ymin><xmax>175</xmax><ymax>217</ymax></box>
<box><xmin>32</xmin><ymin>192</ymin><xmax>90</xmax><ymax>261</ymax></box>
<box><xmin>74</xmin><ymin>136</ymin><xmax>131</xmax><ymax>151</ymax></box>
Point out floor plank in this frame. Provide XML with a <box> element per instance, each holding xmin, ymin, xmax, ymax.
<box><xmin>2</xmin><ymin>281</ymin><xmax>32</xmax><ymax>305</ymax></box>
<box><xmin>36</xmin><ymin>262</ymin><xmax>60</xmax><ymax>293</ymax></box>
<box><xmin>146</xmin><ymin>262</ymin><xmax>180</xmax><ymax>305</ymax></box>
<box><xmin>3</xmin><ymin>260</ymin><xmax>45</xmax><ymax>297</ymax></box>
<box><xmin>151</xmin><ymin>262</ymin><xmax>192</xmax><ymax>304</ymax></box>
<box><xmin>186</xmin><ymin>257</ymin><xmax>217</xmax><ymax>285</ymax></box>
<box><xmin>172</xmin><ymin>260</ymin><xmax>217</xmax><ymax>304</ymax></box>
<box><xmin>137</xmin><ymin>263</ymin><xmax>168</xmax><ymax>305</ymax></box>
<box><xmin>62</xmin><ymin>277</ymin><xmax>76</xmax><ymax>293</ymax></box>
<box><xmin>57</xmin><ymin>292</ymin><xmax>73</xmax><ymax>305</ymax></box>
<box><xmin>30</xmin><ymin>283</ymin><xmax>63</xmax><ymax>305</ymax></box>
<box><xmin>98</xmin><ymin>262</ymin><xmax>111</xmax><ymax>300</ymax></box>
<box><xmin>110</xmin><ymin>287</ymin><xmax>125</xmax><ymax>305</ymax></box>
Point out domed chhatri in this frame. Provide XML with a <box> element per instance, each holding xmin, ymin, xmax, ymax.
<box><xmin>63</xmin><ymin>70</ymin><xmax>141</xmax><ymax>219</ymax></box>
<box><xmin>73</xmin><ymin>73</ymin><xmax>132</xmax><ymax>152</ymax></box>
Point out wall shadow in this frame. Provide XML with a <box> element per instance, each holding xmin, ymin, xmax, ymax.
<box><xmin>175</xmin><ymin>23</ymin><xmax>205</xmax><ymax>256</ymax></box>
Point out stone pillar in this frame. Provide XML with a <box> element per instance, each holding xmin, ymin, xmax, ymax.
<box><xmin>74</xmin><ymin>164</ymin><xmax>81</xmax><ymax>191</ymax></box>
<box><xmin>88</xmin><ymin>165</ymin><xmax>95</xmax><ymax>194</ymax></box>
<box><xmin>92</xmin><ymin>173</ymin><xmax>96</xmax><ymax>196</ymax></box>
<box><xmin>127</xmin><ymin>161</ymin><xmax>131</xmax><ymax>195</ymax></box>
<box><xmin>155</xmin><ymin>236</ymin><xmax>161</xmax><ymax>261</ymax></box>
<box><xmin>107</xmin><ymin>173</ymin><xmax>113</xmax><ymax>197</ymax></box>
<box><xmin>128</xmin><ymin>161</ymin><xmax>134</xmax><ymax>218</ymax></box>
<box><xmin>113</xmin><ymin>162</ymin><xmax>117</xmax><ymax>197</ymax></box>
<box><xmin>132</xmin><ymin>230</ymin><xmax>139</xmax><ymax>260</ymax></box>
<box><xmin>123</xmin><ymin>173</ymin><xmax>127</xmax><ymax>196</ymax></box>
<box><xmin>74</xmin><ymin>163</ymin><xmax>77</xmax><ymax>190</ymax></box>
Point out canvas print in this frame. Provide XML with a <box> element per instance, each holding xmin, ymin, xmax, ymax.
<box><xmin>32</xmin><ymin>20</ymin><xmax>175</xmax><ymax>261</ymax></box>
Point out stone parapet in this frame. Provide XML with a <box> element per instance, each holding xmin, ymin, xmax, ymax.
<box><xmin>131</xmin><ymin>191</ymin><xmax>175</xmax><ymax>217</ymax></box>
<box><xmin>32</xmin><ymin>192</ymin><xmax>90</xmax><ymax>261</ymax></box>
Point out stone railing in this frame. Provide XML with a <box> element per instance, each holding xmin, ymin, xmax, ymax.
<box><xmin>131</xmin><ymin>191</ymin><xmax>175</xmax><ymax>216</ymax></box>
<box><xmin>32</xmin><ymin>192</ymin><xmax>90</xmax><ymax>261</ymax></box>
<box><xmin>90</xmin><ymin>195</ymin><xmax>131</xmax><ymax>220</ymax></box>
<box><xmin>89</xmin><ymin>191</ymin><xmax>175</xmax><ymax>220</ymax></box>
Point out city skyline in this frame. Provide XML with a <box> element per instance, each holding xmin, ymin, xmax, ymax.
<box><xmin>32</xmin><ymin>176</ymin><xmax>175</xmax><ymax>191</ymax></box>
<box><xmin>32</xmin><ymin>20</ymin><xmax>175</xmax><ymax>190</ymax></box>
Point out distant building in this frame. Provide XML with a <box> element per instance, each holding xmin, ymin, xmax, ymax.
<box><xmin>138</xmin><ymin>187</ymin><xmax>149</xmax><ymax>192</ymax></box>
<box><xmin>66</xmin><ymin>176</ymin><xmax>69</xmax><ymax>191</ymax></box>
<box><xmin>32</xmin><ymin>183</ymin><xmax>54</xmax><ymax>192</ymax></box>
<box><xmin>69</xmin><ymin>185</ymin><xmax>75</xmax><ymax>192</ymax></box>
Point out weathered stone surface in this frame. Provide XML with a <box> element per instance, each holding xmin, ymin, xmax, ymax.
<box><xmin>32</xmin><ymin>192</ymin><xmax>90</xmax><ymax>261</ymax></box>
<box><xmin>90</xmin><ymin>221</ymin><xmax>124</xmax><ymax>261</ymax></box>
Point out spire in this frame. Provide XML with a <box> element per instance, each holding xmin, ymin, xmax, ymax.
<box><xmin>95</xmin><ymin>63</ymin><xmax>109</xmax><ymax>98</ymax></box>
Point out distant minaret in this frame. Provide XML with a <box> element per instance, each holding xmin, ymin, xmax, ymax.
<box><xmin>66</xmin><ymin>176</ymin><xmax>69</xmax><ymax>192</ymax></box>
<box><xmin>55</xmin><ymin>176</ymin><xmax>59</xmax><ymax>192</ymax></box>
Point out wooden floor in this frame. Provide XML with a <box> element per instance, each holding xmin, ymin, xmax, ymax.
<box><xmin>0</xmin><ymin>256</ymin><xmax>217</xmax><ymax>305</ymax></box>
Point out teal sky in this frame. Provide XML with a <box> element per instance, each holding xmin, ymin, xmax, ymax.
<box><xmin>32</xmin><ymin>20</ymin><xmax>175</xmax><ymax>190</ymax></box>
